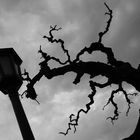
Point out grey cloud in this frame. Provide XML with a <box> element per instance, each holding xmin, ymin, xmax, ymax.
<box><xmin>0</xmin><ymin>0</ymin><xmax>47</xmax><ymax>14</ymax></box>
<box><xmin>0</xmin><ymin>0</ymin><xmax>140</xmax><ymax>140</ymax></box>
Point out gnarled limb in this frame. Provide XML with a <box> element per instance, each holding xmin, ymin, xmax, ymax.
<box><xmin>43</xmin><ymin>25</ymin><xmax>72</xmax><ymax>64</ymax></box>
<box><xmin>60</xmin><ymin>79</ymin><xmax>113</xmax><ymax>135</ymax></box>
<box><xmin>59</xmin><ymin>80</ymin><xmax>97</xmax><ymax>135</ymax></box>
<box><xmin>98</xmin><ymin>2</ymin><xmax>113</xmax><ymax>43</ymax></box>
<box><xmin>103</xmin><ymin>83</ymin><xmax>134</xmax><ymax>124</ymax></box>
<box><xmin>73</xmin><ymin>3</ymin><xmax>115</xmax><ymax>65</ymax></box>
<box><xmin>73</xmin><ymin>42</ymin><xmax>117</xmax><ymax>66</ymax></box>
<box><xmin>38</xmin><ymin>45</ymin><xmax>67</xmax><ymax>65</ymax></box>
<box><xmin>20</xmin><ymin>2</ymin><xmax>140</xmax><ymax>138</ymax></box>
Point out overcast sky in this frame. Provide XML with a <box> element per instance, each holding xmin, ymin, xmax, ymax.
<box><xmin>0</xmin><ymin>0</ymin><xmax>140</xmax><ymax>140</ymax></box>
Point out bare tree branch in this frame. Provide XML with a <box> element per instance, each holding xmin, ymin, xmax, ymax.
<box><xmin>73</xmin><ymin>3</ymin><xmax>114</xmax><ymax>64</ymax></box>
<box><xmin>98</xmin><ymin>2</ymin><xmax>113</xmax><ymax>43</ymax></box>
<box><xmin>43</xmin><ymin>25</ymin><xmax>72</xmax><ymax>64</ymax></box>
<box><xmin>38</xmin><ymin>45</ymin><xmax>67</xmax><ymax>65</ymax></box>
<box><xmin>59</xmin><ymin>80</ymin><xmax>97</xmax><ymax>135</ymax></box>
<box><xmin>73</xmin><ymin>42</ymin><xmax>117</xmax><ymax>65</ymax></box>
<box><xmin>21</xmin><ymin>2</ymin><xmax>140</xmax><ymax>139</ymax></box>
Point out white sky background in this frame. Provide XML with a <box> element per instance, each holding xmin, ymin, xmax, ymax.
<box><xmin>0</xmin><ymin>0</ymin><xmax>140</xmax><ymax>140</ymax></box>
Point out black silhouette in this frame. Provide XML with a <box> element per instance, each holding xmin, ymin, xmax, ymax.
<box><xmin>22</xmin><ymin>2</ymin><xmax>140</xmax><ymax>140</ymax></box>
<box><xmin>22</xmin><ymin>69</ymin><xmax>40</xmax><ymax>104</ymax></box>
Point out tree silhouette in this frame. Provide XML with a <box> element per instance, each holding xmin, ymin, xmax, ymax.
<box><xmin>21</xmin><ymin>2</ymin><xmax>140</xmax><ymax>140</ymax></box>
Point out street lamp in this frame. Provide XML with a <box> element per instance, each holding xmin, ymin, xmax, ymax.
<box><xmin>0</xmin><ymin>48</ymin><xmax>35</xmax><ymax>140</ymax></box>
<box><xmin>0</xmin><ymin>48</ymin><xmax>23</xmax><ymax>92</ymax></box>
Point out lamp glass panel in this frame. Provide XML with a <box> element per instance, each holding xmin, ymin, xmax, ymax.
<box><xmin>0</xmin><ymin>56</ymin><xmax>14</xmax><ymax>76</ymax></box>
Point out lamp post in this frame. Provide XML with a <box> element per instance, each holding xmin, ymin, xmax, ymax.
<box><xmin>0</xmin><ymin>48</ymin><xmax>35</xmax><ymax>140</ymax></box>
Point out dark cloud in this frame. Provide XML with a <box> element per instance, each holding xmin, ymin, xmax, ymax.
<box><xmin>0</xmin><ymin>0</ymin><xmax>140</xmax><ymax>140</ymax></box>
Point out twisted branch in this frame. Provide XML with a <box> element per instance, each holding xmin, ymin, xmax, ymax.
<box><xmin>20</xmin><ymin>2</ymin><xmax>140</xmax><ymax>139</ymax></box>
<box><xmin>38</xmin><ymin>45</ymin><xmax>67</xmax><ymax>65</ymax></box>
<box><xmin>103</xmin><ymin>83</ymin><xmax>135</xmax><ymax>124</ymax></box>
<box><xmin>59</xmin><ymin>80</ymin><xmax>98</xmax><ymax>135</ymax></box>
<box><xmin>73</xmin><ymin>3</ymin><xmax>114</xmax><ymax>65</ymax></box>
<box><xmin>43</xmin><ymin>25</ymin><xmax>72</xmax><ymax>64</ymax></box>
<box><xmin>98</xmin><ymin>2</ymin><xmax>113</xmax><ymax>43</ymax></box>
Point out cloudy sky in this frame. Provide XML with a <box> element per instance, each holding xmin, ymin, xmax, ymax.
<box><xmin>0</xmin><ymin>0</ymin><xmax>140</xmax><ymax>140</ymax></box>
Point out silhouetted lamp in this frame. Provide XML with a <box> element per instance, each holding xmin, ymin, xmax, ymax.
<box><xmin>0</xmin><ymin>48</ymin><xmax>22</xmax><ymax>93</ymax></box>
<box><xmin>0</xmin><ymin>48</ymin><xmax>35</xmax><ymax>140</ymax></box>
